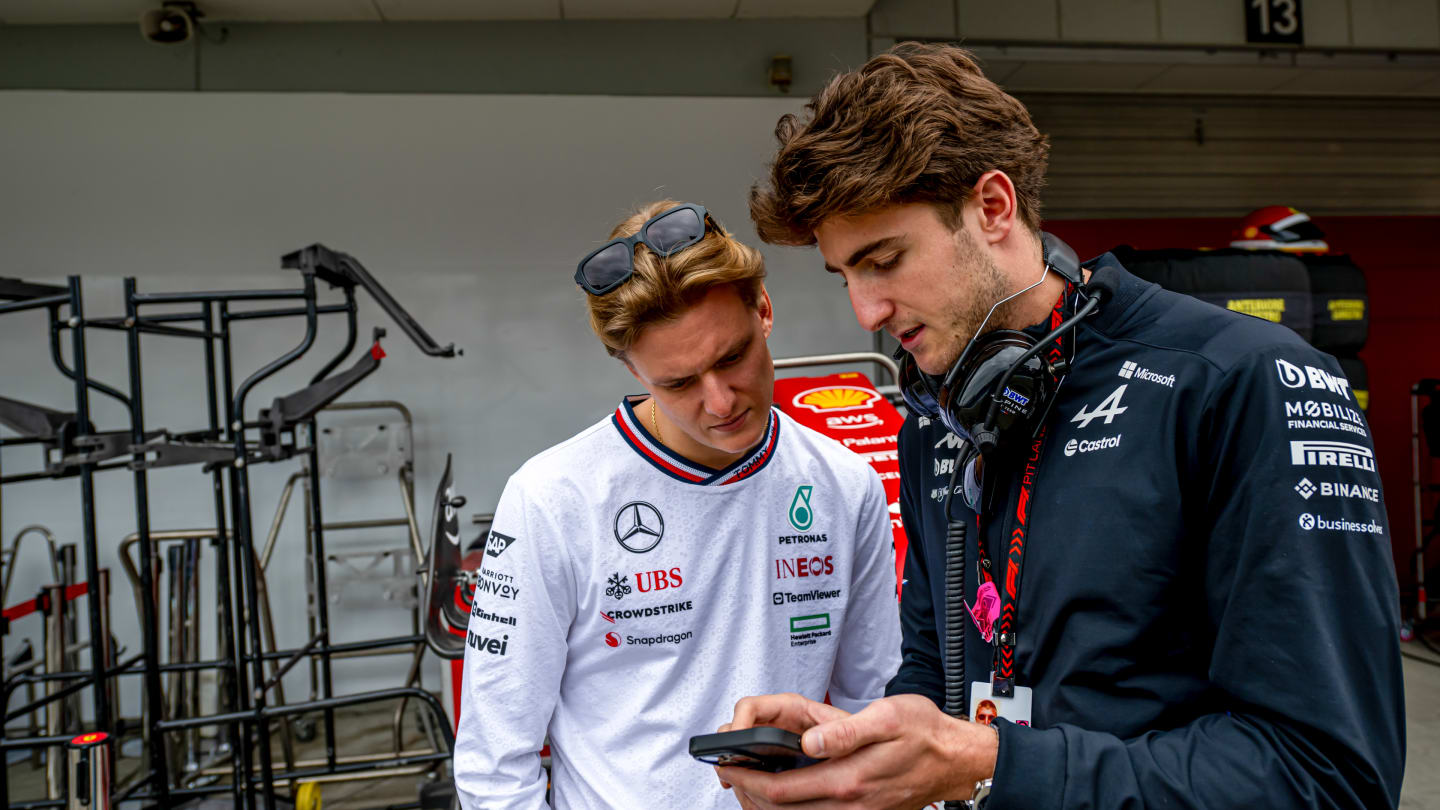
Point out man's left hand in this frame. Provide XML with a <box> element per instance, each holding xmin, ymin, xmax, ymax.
<box><xmin>717</xmin><ymin>694</ymin><xmax>998</xmax><ymax>809</ymax></box>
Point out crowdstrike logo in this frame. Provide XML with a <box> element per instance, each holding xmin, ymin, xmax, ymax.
<box><xmin>614</xmin><ymin>502</ymin><xmax>664</xmax><ymax>553</ymax></box>
<box><xmin>1290</xmin><ymin>440</ymin><xmax>1376</xmax><ymax>471</ymax></box>
<box><xmin>1297</xmin><ymin>512</ymin><xmax>1385</xmax><ymax>535</ymax></box>
<box><xmin>1275</xmin><ymin>359</ymin><xmax>1352</xmax><ymax>401</ymax></box>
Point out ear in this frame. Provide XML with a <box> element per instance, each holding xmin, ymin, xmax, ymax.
<box><xmin>970</xmin><ymin>170</ymin><xmax>1019</xmax><ymax>247</ymax></box>
<box><xmin>756</xmin><ymin>285</ymin><xmax>774</xmax><ymax>339</ymax></box>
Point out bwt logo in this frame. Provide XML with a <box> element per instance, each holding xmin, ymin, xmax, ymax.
<box><xmin>1002</xmin><ymin>387</ymin><xmax>1031</xmax><ymax>407</ymax></box>
<box><xmin>635</xmin><ymin>567</ymin><xmax>683</xmax><ymax>593</ymax></box>
<box><xmin>775</xmin><ymin>556</ymin><xmax>834</xmax><ymax>580</ymax></box>
<box><xmin>1290</xmin><ymin>440</ymin><xmax>1376</xmax><ymax>471</ymax></box>
<box><xmin>1276</xmin><ymin>359</ymin><xmax>1351</xmax><ymax>401</ymax></box>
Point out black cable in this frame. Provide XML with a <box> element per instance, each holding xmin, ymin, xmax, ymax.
<box><xmin>942</xmin><ymin>450</ymin><xmax>969</xmax><ymax>810</ymax></box>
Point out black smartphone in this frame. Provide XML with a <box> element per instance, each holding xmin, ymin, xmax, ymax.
<box><xmin>689</xmin><ymin>726</ymin><xmax>821</xmax><ymax>772</ymax></box>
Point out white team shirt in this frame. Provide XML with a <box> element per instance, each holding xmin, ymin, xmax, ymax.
<box><xmin>454</xmin><ymin>398</ymin><xmax>901</xmax><ymax>809</ymax></box>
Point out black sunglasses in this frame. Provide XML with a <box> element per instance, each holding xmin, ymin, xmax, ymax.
<box><xmin>574</xmin><ymin>204</ymin><xmax>718</xmax><ymax>296</ymax></box>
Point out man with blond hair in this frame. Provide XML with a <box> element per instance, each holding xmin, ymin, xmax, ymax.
<box><xmin>719</xmin><ymin>44</ymin><xmax>1404</xmax><ymax>809</ymax></box>
<box><xmin>453</xmin><ymin>200</ymin><xmax>900</xmax><ymax>809</ymax></box>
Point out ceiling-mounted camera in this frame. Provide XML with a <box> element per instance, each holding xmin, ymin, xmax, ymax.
<box><xmin>140</xmin><ymin>2</ymin><xmax>202</xmax><ymax>45</ymax></box>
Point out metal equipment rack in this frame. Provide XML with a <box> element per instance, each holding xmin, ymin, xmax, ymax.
<box><xmin>3</xmin><ymin>245</ymin><xmax>461</xmax><ymax>810</ymax></box>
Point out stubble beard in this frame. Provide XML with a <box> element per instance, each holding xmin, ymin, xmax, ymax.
<box><xmin>930</xmin><ymin>230</ymin><xmax>1013</xmax><ymax>373</ymax></box>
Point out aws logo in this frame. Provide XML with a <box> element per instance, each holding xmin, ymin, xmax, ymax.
<box><xmin>792</xmin><ymin>386</ymin><xmax>880</xmax><ymax>413</ymax></box>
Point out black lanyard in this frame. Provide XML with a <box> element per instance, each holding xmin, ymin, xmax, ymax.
<box><xmin>973</xmin><ymin>285</ymin><xmax>1074</xmax><ymax>699</ymax></box>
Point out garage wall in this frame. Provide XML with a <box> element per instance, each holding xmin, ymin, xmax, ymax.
<box><xmin>0</xmin><ymin>90</ymin><xmax>866</xmax><ymax>700</ymax></box>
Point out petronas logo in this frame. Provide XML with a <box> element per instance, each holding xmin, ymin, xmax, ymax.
<box><xmin>788</xmin><ymin>485</ymin><xmax>814</xmax><ymax>531</ymax></box>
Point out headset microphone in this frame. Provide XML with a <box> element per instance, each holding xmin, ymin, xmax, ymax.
<box><xmin>896</xmin><ymin>232</ymin><xmax>1099</xmax><ymax>457</ymax></box>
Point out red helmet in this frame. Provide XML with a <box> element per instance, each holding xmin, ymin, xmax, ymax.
<box><xmin>1231</xmin><ymin>206</ymin><xmax>1329</xmax><ymax>252</ymax></box>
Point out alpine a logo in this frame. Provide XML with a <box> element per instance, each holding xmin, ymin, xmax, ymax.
<box><xmin>1290</xmin><ymin>440</ymin><xmax>1376</xmax><ymax>471</ymax></box>
<box><xmin>1070</xmin><ymin>385</ymin><xmax>1128</xmax><ymax>429</ymax></box>
<box><xmin>1276</xmin><ymin>359</ymin><xmax>1352</xmax><ymax>401</ymax></box>
<box><xmin>484</xmin><ymin>531</ymin><xmax>516</xmax><ymax>558</ymax></box>
<box><xmin>614</xmin><ymin>502</ymin><xmax>664</xmax><ymax>553</ymax></box>
<box><xmin>935</xmin><ymin>432</ymin><xmax>966</xmax><ymax>451</ymax></box>
<box><xmin>792</xmin><ymin>386</ymin><xmax>880</xmax><ymax>413</ymax></box>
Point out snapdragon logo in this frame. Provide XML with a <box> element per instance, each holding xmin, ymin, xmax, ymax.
<box><xmin>1063</xmin><ymin>435</ymin><xmax>1122</xmax><ymax>457</ymax></box>
<box><xmin>1297</xmin><ymin>512</ymin><xmax>1384</xmax><ymax>535</ymax></box>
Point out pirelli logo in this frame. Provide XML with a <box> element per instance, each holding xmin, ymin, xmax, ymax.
<box><xmin>1289</xmin><ymin>440</ymin><xmax>1376</xmax><ymax>472</ymax></box>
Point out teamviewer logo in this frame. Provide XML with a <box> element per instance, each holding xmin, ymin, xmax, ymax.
<box><xmin>1294</xmin><ymin>478</ymin><xmax>1316</xmax><ymax>500</ymax></box>
<box><xmin>1118</xmin><ymin>361</ymin><xmax>1137</xmax><ymax>379</ymax></box>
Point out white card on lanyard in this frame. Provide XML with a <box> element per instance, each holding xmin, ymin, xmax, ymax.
<box><xmin>969</xmin><ymin>681</ymin><xmax>1034</xmax><ymax>727</ymax></box>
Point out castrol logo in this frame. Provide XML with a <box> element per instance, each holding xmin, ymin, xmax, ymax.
<box><xmin>792</xmin><ymin>386</ymin><xmax>879</xmax><ymax>413</ymax></box>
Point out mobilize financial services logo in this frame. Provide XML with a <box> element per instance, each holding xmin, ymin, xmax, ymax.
<box><xmin>614</xmin><ymin>501</ymin><xmax>664</xmax><ymax>553</ymax></box>
<box><xmin>1275</xmin><ymin>359</ymin><xmax>1352</xmax><ymax>401</ymax></box>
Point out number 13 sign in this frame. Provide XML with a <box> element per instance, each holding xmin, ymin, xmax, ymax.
<box><xmin>1246</xmin><ymin>0</ymin><xmax>1304</xmax><ymax>45</ymax></box>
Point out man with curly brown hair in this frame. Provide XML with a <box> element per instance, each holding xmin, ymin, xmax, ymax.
<box><xmin>718</xmin><ymin>44</ymin><xmax>1404</xmax><ymax>810</ymax></box>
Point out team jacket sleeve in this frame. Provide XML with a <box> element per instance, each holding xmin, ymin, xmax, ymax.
<box><xmin>454</xmin><ymin>472</ymin><xmax>577</xmax><ymax>810</ymax></box>
<box><xmin>885</xmin><ymin>418</ymin><xmax>946</xmax><ymax>706</ymax></box>
<box><xmin>989</xmin><ymin>346</ymin><xmax>1406</xmax><ymax>810</ymax></box>
<box><xmin>827</xmin><ymin>468</ymin><xmax>903</xmax><ymax>712</ymax></box>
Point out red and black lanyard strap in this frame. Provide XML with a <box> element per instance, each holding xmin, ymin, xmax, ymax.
<box><xmin>974</xmin><ymin>283</ymin><xmax>1074</xmax><ymax>699</ymax></box>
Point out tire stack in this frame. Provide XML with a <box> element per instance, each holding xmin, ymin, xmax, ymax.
<box><xmin>1110</xmin><ymin>246</ymin><xmax>1370</xmax><ymax>410</ymax></box>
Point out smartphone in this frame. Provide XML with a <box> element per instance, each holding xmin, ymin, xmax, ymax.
<box><xmin>689</xmin><ymin>726</ymin><xmax>821</xmax><ymax>773</ymax></box>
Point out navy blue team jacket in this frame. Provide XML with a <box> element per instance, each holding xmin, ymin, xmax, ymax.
<box><xmin>887</xmin><ymin>256</ymin><xmax>1405</xmax><ymax>808</ymax></box>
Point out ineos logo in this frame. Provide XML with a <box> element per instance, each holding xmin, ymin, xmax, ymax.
<box><xmin>614</xmin><ymin>502</ymin><xmax>665</xmax><ymax>553</ymax></box>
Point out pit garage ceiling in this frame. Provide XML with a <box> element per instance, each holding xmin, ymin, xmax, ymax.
<box><xmin>0</xmin><ymin>0</ymin><xmax>878</xmax><ymax>23</ymax></box>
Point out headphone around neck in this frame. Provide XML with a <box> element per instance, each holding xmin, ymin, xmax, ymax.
<box><xmin>896</xmin><ymin>232</ymin><xmax>1100</xmax><ymax>458</ymax></box>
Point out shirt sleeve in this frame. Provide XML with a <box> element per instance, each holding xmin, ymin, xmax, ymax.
<box><xmin>989</xmin><ymin>345</ymin><xmax>1405</xmax><ymax>810</ymax></box>
<box><xmin>885</xmin><ymin>417</ymin><xmax>946</xmax><ymax>706</ymax></box>
<box><xmin>453</xmin><ymin>471</ymin><xmax>577</xmax><ymax>810</ymax></box>
<box><xmin>828</xmin><ymin>467</ymin><xmax>903</xmax><ymax>712</ymax></box>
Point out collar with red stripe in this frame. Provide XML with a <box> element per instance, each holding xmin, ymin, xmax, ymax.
<box><xmin>611</xmin><ymin>397</ymin><xmax>780</xmax><ymax>486</ymax></box>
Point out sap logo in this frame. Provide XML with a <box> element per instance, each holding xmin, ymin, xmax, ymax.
<box><xmin>826</xmin><ymin>413</ymin><xmax>884</xmax><ymax>430</ymax></box>
<box><xmin>1118</xmin><ymin>361</ymin><xmax>1176</xmax><ymax>388</ymax></box>
<box><xmin>775</xmin><ymin>556</ymin><xmax>834</xmax><ymax>580</ymax></box>
<box><xmin>1283</xmin><ymin>400</ymin><xmax>1365</xmax><ymax>427</ymax></box>
<box><xmin>1070</xmin><ymin>385</ymin><xmax>1127</xmax><ymax>429</ymax></box>
<box><xmin>935</xmin><ymin>432</ymin><xmax>967</xmax><ymax>451</ymax></box>
<box><xmin>1276</xmin><ymin>359</ymin><xmax>1352</xmax><ymax>401</ymax></box>
<box><xmin>1002</xmin><ymin>387</ymin><xmax>1031</xmax><ymax>407</ymax></box>
<box><xmin>635</xmin><ymin>567</ymin><xmax>684</xmax><ymax>593</ymax></box>
<box><xmin>466</xmin><ymin>630</ymin><xmax>509</xmax><ymax>656</ymax></box>
<box><xmin>1290</xmin><ymin>440</ymin><xmax>1376</xmax><ymax>471</ymax></box>
<box><xmin>485</xmin><ymin>531</ymin><xmax>516</xmax><ymax>558</ymax></box>
<box><xmin>1063</xmin><ymin>435</ymin><xmax>1121</xmax><ymax>457</ymax></box>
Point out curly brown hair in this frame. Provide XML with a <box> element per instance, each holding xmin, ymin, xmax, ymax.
<box><xmin>749</xmin><ymin>43</ymin><xmax>1050</xmax><ymax>246</ymax></box>
<box><xmin>584</xmin><ymin>200</ymin><xmax>766</xmax><ymax>358</ymax></box>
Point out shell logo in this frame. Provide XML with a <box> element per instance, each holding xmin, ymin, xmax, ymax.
<box><xmin>792</xmin><ymin>386</ymin><xmax>880</xmax><ymax>413</ymax></box>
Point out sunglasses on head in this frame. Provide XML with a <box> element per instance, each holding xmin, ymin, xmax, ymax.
<box><xmin>574</xmin><ymin>204</ymin><xmax>718</xmax><ymax>296</ymax></box>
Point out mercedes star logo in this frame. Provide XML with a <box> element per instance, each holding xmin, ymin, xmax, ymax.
<box><xmin>614</xmin><ymin>501</ymin><xmax>665</xmax><ymax>553</ymax></box>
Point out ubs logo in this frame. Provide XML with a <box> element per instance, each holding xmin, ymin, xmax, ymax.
<box><xmin>614</xmin><ymin>502</ymin><xmax>665</xmax><ymax>553</ymax></box>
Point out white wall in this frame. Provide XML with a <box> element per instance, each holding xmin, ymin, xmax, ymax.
<box><xmin>0</xmin><ymin>91</ymin><xmax>870</xmax><ymax>709</ymax></box>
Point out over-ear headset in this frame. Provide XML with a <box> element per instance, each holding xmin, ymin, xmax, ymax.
<box><xmin>897</xmin><ymin>232</ymin><xmax>1101</xmax><ymax>458</ymax></box>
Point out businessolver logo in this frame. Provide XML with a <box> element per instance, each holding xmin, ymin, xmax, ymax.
<box><xmin>614</xmin><ymin>501</ymin><xmax>664</xmax><ymax>553</ymax></box>
<box><xmin>789</xmin><ymin>485</ymin><xmax>815</xmax><ymax>531</ymax></box>
<box><xmin>791</xmin><ymin>386</ymin><xmax>880</xmax><ymax>413</ymax></box>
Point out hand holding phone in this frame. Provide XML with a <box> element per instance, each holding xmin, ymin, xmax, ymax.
<box><xmin>689</xmin><ymin>726</ymin><xmax>821</xmax><ymax>773</ymax></box>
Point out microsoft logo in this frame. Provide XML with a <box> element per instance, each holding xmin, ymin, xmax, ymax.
<box><xmin>1118</xmin><ymin>361</ymin><xmax>1137</xmax><ymax>379</ymax></box>
<box><xmin>788</xmin><ymin>613</ymin><xmax>831</xmax><ymax>633</ymax></box>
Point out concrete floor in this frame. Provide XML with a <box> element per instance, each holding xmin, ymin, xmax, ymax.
<box><xmin>7</xmin><ymin>646</ymin><xmax>1440</xmax><ymax>808</ymax></box>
